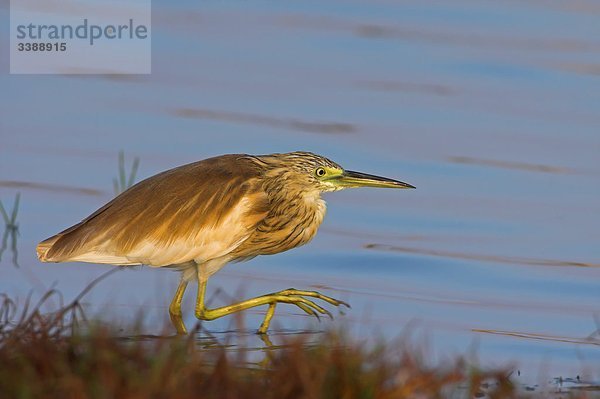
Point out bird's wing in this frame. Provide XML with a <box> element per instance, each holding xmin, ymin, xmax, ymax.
<box><xmin>37</xmin><ymin>155</ymin><xmax>271</xmax><ymax>266</ymax></box>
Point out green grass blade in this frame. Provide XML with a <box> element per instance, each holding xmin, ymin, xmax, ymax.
<box><xmin>118</xmin><ymin>150</ymin><xmax>126</xmax><ymax>191</ymax></box>
<box><xmin>127</xmin><ymin>157</ymin><xmax>140</xmax><ymax>189</ymax></box>
<box><xmin>0</xmin><ymin>200</ymin><xmax>8</xmax><ymax>225</ymax></box>
<box><xmin>10</xmin><ymin>193</ymin><xmax>20</xmax><ymax>224</ymax></box>
<box><xmin>113</xmin><ymin>178</ymin><xmax>120</xmax><ymax>196</ymax></box>
<box><xmin>0</xmin><ymin>228</ymin><xmax>8</xmax><ymax>262</ymax></box>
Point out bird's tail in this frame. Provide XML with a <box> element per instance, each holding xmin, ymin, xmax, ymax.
<box><xmin>36</xmin><ymin>234</ymin><xmax>62</xmax><ymax>262</ymax></box>
<box><xmin>36</xmin><ymin>225</ymin><xmax>140</xmax><ymax>266</ymax></box>
<box><xmin>36</xmin><ymin>200</ymin><xmax>139</xmax><ymax>265</ymax></box>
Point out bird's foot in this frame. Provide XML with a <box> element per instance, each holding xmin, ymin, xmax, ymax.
<box><xmin>276</xmin><ymin>288</ymin><xmax>350</xmax><ymax>309</ymax></box>
<box><xmin>192</xmin><ymin>287</ymin><xmax>350</xmax><ymax>335</ymax></box>
<box><xmin>260</xmin><ymin>288</ymin><xmax>350</xmax><ymax>326</ymax></box>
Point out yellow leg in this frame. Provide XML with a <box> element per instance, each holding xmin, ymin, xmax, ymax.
<box><xmin>194</xmin><ymin>280</ymin><xmax>350</xmax><ymax>334</ymax></box>
<box><xmin>169</xmin><ymin>280</ymin><xmax>188</xmax><ymax>334</ymax></box>
<box><xmin>258</xmin><ymin>303</ymin><xmax>277</xmax><ymax>334</ymax></box>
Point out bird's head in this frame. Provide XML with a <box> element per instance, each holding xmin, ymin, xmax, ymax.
<box><xmin>257</xmin><ymin>151</ymin><xmax>415</xmax><ymax>194</ymax></box>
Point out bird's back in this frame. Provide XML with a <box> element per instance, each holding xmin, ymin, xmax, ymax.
<box><xmin>37</xmin><ymin>154</ymin><xmax>271</xmax><ymax>267</ymax></box>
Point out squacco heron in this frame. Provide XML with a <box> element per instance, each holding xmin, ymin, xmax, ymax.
<box><xmin>37</xmin><ymin>152</ymin><xmax>414</xmax><ymax>334</ymax></box>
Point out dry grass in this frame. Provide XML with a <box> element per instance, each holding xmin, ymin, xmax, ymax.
<box><xmin>0</xmin><ymin>284</ymin><xmax>593</xmax><ymax>399</ymax></box>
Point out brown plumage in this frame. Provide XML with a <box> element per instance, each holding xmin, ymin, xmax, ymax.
<box><xmin>37</xmin><ymin>151</ymin><xmax>414</xmax><ymax>334</ymax></box>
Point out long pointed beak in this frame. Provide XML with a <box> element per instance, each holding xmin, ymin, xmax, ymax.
<box><xmin>334</xmin><ymin>170</ymin><xmax>415</xmax><ymax>189</ymax></box>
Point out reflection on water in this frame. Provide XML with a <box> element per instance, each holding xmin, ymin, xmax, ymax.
<box><xmin>356</xmin><ymin>80</ymin><xmax>456</xmax><ymax>96</ymax></box>
<box><xmin>0</xmin><ymin>181</ymin><xmax>103</xmax><ymax>197</ymax></box>
<box><xmin>365</xmin><ymin>243</ymin><xmax>600</xmax><ymax>268</ymax></box>
<box><xmin>172</xmin><ymin>108</ymin><xmax>357</xmax><ymax>135</ymax></box>
<box><xmin>447</xmin><ymin>156</ymin><xmax>576</xmax><ymax>175</ymax></box>
<box><xmin>473</xmin><ymin>328</ymin><xmax>599</xmax><ymax>347</ymax></box>
<box><xmin>551</xmin><ymin>376</ymin><xmax>600</xmax><ymax>395</ymax></box>
<box><xmin>274</xmin><ymin>13</ymin><xmax>600</xmax><ymax>52</ymax></box>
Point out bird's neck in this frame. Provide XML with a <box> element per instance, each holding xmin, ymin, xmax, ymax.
<box><xmin>233</xmin><ymin>169</ymin><xmax>327</xmax><ymax>257</ymax></box>
<box><xmin>272</xmin><ymin>175</ymin><xmax>324</xmax><ymax>211</ymax></box>
<box><xmin>263</xmin><ymin>169</ymin><xmax>327</xmax><ymax>231</ymax></box>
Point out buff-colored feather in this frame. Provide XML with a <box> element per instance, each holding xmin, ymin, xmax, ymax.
<box><xmin>36</xmin><ymin>153</ymin><xmax>331</xmax><ymax>279</ymax></box>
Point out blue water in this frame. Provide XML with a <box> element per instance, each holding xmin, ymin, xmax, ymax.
<box><xmin>1</xmin><ymin>0</ymin><xmax>599</xmax><ymax>384</ymax></box>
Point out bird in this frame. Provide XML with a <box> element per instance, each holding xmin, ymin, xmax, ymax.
<box><xmin>37</xmin><ymin>152</ymin><xmax>415</xmax><ymax>334</ymax></box>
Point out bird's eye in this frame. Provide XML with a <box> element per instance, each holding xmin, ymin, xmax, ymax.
<box><xmin>315</xmin><ymin>167</ymin><xmax>326</xmax><ymax>177</ymax></box>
